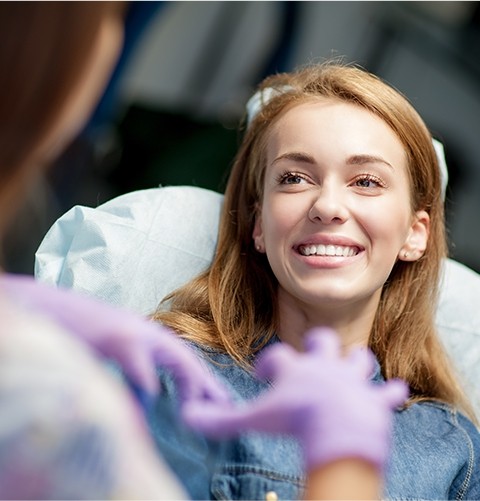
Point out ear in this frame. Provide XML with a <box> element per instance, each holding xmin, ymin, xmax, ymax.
<box><xmin>252</xmin><ymin>207</ymin><xmax>265</xmax><ymax>253</ymax></box>
<box><xmin>398</xmin><ymin>210</ymin><xmax>430</xmax><ymax>262</ymax></box>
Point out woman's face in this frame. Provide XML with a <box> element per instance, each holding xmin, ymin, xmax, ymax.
<box><xmin>253</xmin><ymin>99</ymin><xmax>429</xmax><ymax>315</ymax></box>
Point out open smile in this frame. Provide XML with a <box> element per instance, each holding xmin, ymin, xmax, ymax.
<box><xmin>298</xmin><ymin>244</ymin><xmax>360</xmax><ymax>257</ymax></box>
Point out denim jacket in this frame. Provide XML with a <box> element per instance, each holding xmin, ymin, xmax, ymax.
<box><xmin>147</xmin><ymin>339</ymin><xmax>480</xmax><ymax>500</ymax></box>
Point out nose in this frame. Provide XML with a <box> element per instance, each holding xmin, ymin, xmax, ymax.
<box><xmin>308</xmin><ymin>185</ymin><xmax>348</xmax><ymax>224</ymax></box>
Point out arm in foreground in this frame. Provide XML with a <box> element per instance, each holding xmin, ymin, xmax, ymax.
<box><xmin>0</xmin><ymin>312</ymin><xmax>188</xmax><ymax>500</ymax></box>
<box><xmin>184</xmin><ymin>328</ymin><xmax>408</xmax><ymax>500</ymax></box>
<box><xmin>0</xmin><ymin>273</ymin><xmax>229</xmax><ymax>405</ymax></box>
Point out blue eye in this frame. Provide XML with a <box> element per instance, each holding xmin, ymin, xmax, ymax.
<box><xmin>278</xmin><ymin>172</ymin><xmax>308</xmax><ymax>185</ymax></box>
<box><xmin>354</xmin><ymin>175</ymin><xmax>383</xmax><ymax>188</ymax></box>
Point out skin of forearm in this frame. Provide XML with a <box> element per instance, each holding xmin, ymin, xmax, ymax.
<box><xmin>304</xmin><ymin>458</ymin><xmax>381</xmax><ymax>500</ymax></box>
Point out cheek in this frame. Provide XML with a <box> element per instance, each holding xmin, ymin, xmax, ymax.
<box><xmin>361</xmin><ymin>201</ymin><xmax>412</xmax><ymax>247</ymax></box>
<box><xmin>262</xmin><ymin>198</ymin><xmax>304</xmax><ymax>243</ymax></box>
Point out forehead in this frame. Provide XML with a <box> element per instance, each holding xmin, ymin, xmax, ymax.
<box><xmin>266</xmin><ymin>99</ymin><xmax>406</xmax><ymax>166</ymax></box>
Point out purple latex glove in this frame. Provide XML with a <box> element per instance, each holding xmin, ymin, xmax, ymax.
<box><xmin>184</xmin><ymin>327</ymin><xmax>408</xmax><ymax>471</ymax></box>
<box><xmin>0</xmin><ymin>273</ymin><xmax>229</xmax><ymax>404</ymax></box>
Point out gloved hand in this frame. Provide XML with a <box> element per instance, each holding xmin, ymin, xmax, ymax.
<box><xmin>183</xmin><ymin>327</ymin><xmax>408</xmax><ymax>471</ymax></box>
<box><xmin>0</xmin><ymin>273</ymin><xmax>229</xmax><ymax>405</ymax></box>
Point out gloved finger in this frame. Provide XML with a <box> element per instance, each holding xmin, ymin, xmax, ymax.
<box><xmin>203</xmin><ymin>379</ymin><xmax>232</xmax><ymax>403</ymax></box>
<box><xmin>182</xmin><ymin>396</ymin><xmax>288</xmax><ymax>437</ymax></box>
<box><xmin>151</xmin><ymin>347</ymin><xmax>231</xmax><ymax>404</ymax></box>
<box><xmin>120</xmin><ymin>347</ymin><xmax>160</xmax><ymax>396</ymax></box>
<box><xmin>146</xmin><ymin>331</ymin><xmax>231</xmax><ymax>404</ymax></box>
<box><xmin>181</xmin><ymin>401</ymin><xmax>247</xmax><ymax>437</ymax></box>
<box><xmin>347</xmin><ymin>346</ymin><xmax>376</xmax><ymax>379</ymax></box>
<box><xmin>182</xmin><ymin>371</ymin><xmax>232</xmax><ymax>404</ymax></box>
<box><xmin>254</xmin><ymin>343</ymin><xmax>297</xmax><ymax>381</ymax></box>
<box><xmin>147</xmin><ymin>326</ymin><xmax>201</xmax><ymax>370</ymax></box>
<box><xmin>303</xmin><ymin>327</ymin><xmax>341</xmax><ymax>356</ymax></box>
<box><xmin>378</xmin><ymin>378</ymin><xmax>409</xmax><ymax>408</ymax></box>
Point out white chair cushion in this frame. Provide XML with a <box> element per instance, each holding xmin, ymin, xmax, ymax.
<box><xmin>35</xmin><ymin>186</ymin><xmax>222</xmax><ymax>316</ymax></box>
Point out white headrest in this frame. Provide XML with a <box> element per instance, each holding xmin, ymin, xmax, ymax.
<box><xmin>35</xmin><ymin>186</ymin><xmax>222</xmax><ymax>316</ymax></box>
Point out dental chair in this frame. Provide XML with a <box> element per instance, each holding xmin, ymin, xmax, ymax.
<box><xmin>35</xmin><ymin>185</ymin><xmax>480</xmax><ymax>418</ymax></box>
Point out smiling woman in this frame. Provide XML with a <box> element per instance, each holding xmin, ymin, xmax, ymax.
<box><xmin>254</xmin><ymin>100</ymin><xmax>429</xmax><ymax>349</ymax></box>
<box><xmin>152</xmin><ymin>61</ymin><xmax>480</xmax><ymax>500</ymax></box>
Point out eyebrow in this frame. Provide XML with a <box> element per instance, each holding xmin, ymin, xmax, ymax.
<box><xmin>271</xmin><ymin>152</ymin><xmax>316</xmax><ymax>165</ymax></box>
<box><xmin>271</xmin><ymin>151</ymin><xmax>395</xmax><ymax>169</ymax></box>
<box><xmin>347</xmin><ymin>154</ymin><xmax>394</xmax><ymax>169</ymax></box>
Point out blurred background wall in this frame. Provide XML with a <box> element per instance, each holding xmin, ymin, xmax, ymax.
<box><xmin>6</xmin><ymin>1</ymin><xmax>480</xmax><ymax>274</ymax></box>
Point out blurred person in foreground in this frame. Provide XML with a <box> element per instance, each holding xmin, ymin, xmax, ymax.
<box><xmin>0</xmin><ymin>3</ymin><xmax>227</xmax><ymax>498</ymax></box>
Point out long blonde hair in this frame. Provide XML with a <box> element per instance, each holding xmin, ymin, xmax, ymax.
<box><xmin>154</xmin><ymin>62</ymin><xmax>474</xmax><ymax>420</ymax></box>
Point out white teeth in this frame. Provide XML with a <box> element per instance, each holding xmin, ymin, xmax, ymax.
<box><xmin>326</xmin><ymin>245</ymin><xmax>336</xmax><ymax>256</ymax></box>
<box><xmin>299</xmin><ymin>244</ymin><xmax>358</xmax><ymax>257</ymax></box>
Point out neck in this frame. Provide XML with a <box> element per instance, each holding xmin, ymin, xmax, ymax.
<box><xmin>276</xmin><ymin>289</ymin><xmax>380</xmax><ymax>353</ymax></box>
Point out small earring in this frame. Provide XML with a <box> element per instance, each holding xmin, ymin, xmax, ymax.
<box><xmin>404</xmin><ymin>251</ymin><xmax>409</xmax><ymax>259</ymax></box>
<box><xmin>256</xmin><ymin>244</ymin><xmax>262</xmax><ymax>252</ymax></box>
